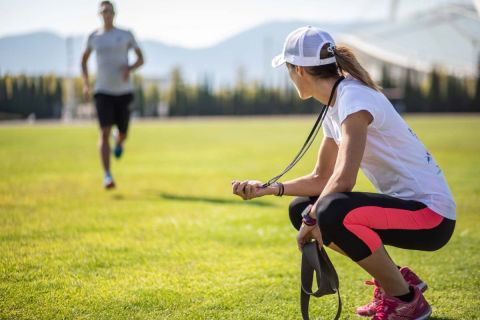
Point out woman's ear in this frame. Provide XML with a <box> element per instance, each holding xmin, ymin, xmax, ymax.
<box><xmin>295</xmin><ymin>66</ymin><xmax>304</xmax><ymax>77</ymax></box>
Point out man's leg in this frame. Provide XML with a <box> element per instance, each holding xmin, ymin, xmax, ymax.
<box><xmin>94</xmin><ymin>93</ymin><xmax>116</xmax><ymax>188</ymax></box>
<box><xmin>117</xmin><ymin>132</ymin><xmax>127</xmax><ymax>146</ymax></box>
<box><xmin>114</xmin><ymin>131</ymin><xmax>127</xmax><ymax>158</ymax></box>
<box><xmin>99</xmin><ymin>126</ymin><xmax>112</xmax><ymax>175</ymax></box>
<box><xmin>113</xmin><ymin>93</ymin><xmax>133</xmax><ymax>159</ymax></box>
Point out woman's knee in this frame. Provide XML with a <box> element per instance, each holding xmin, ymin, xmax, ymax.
<box><xmin>288</xmin><ymin>197</ymin><xmax>314</xmax><ymax>230</ymax></box>
<box><xmin>316</xmin><ymin>192</ymin><xmax>350</xmax><ymax>232</ymax></box>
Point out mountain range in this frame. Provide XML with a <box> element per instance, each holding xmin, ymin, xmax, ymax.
<box><xmin>0</xmin><ymin>21</ymin><xmax>367</xmax><ymax>85</ymax></box>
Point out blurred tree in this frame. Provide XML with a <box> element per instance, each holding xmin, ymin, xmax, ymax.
<box><xmin>404</xmin><ymin>69</ymin><xmax>419</xmax><ymax>112</ymax></box>
<box><xmin>144</xmin><ymin>83</ymin><xmax>160</xmax><ymax>117</ymax></box>
<box><xmin>35</xmin><ymin>76</ymin><xmax>48</xmax><ymax>118</ymax></box>
<box><xmin>381</xmin><ymin>64</ymin><xmax>394</xmax><ymax>89</ymax></box>
<box><xmin>2</xmin><ymin>66</ymin><xmax>480</xmax><ymax>120</ymax></box>
<box><xmin>0</xmin><ymin>76</ymin><xmax>7</xmax><ymax>113</ymax></box>
<box><xmin>168</xmin><ymin>67</ymin><xmax>188</xmax><ymax>116</ymax></box>
<box><xmin>472</xmin><ymin>55</ymin><xmax>480</xmax><ymax>112</ymax></box>
<box><xmin>131</xmin><ymin>75</ymin><xmax>145</xmax><ymax>116</ymax></box>
<box><xmin>473</xmin><ymin>74</ymin><xmax>480</xmax><ymax>112</ymax></box>
<box><xmin>196</xmin><ymin>75</ymin><xmax>217</xmax><ymax>115</ymax></box>
<box><xmin>232</xmin><ymin>66</ymin><xmax>247</xmax><ymax>115</ymax></box>
<box><xmin>427</xmin><ymin>68</ymin><xmax>443</xmax><ymax>112</ymax></box>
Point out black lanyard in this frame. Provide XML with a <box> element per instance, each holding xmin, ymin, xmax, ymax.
<box><xmin>262</xmin><ymin>76</ymin><xmax>345</xmax><ymax>188</ymax></box>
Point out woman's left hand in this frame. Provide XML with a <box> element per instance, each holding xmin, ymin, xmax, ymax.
<box><xmin>296</xmin><ymin>223</ymin><xmax>323</xmax><ymax>252</ymax></box>
<box><xmin>231</xmin><ymin>180</ymin><xmax>274</xmax><ymax>200</ymax></box>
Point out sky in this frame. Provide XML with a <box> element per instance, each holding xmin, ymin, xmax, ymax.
<box><xmin>0</xmin><ymin>0</ymin><xmax>466</xmax><ymax>48</ymax></box>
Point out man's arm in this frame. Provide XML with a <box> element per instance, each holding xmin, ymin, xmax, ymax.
<box><xmin>122</xmin><ymin>47</ymin><xmax>144</xmax><ymax>82</ymax></box>
<box><xmin>129</xmin><ymin>47</ymin><xmax>144</xmax><ymax>71</ymax></box>
<box><xmin>81</xmin><ymin>48</ymin><xmax>92</xmax><ymax>100</ymax></box>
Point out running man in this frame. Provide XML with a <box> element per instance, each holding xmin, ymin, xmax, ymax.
<box><xmin>232</xmin><ymin>26</ymin><xmax>455</xmax><ymax>319</ymax></box>
<box><xmin>81</xmin><ymin>0</ymin><xmax>144</xmax><ymax>189</ymax></box>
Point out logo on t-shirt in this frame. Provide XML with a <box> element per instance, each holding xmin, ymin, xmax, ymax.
<box><xmin>408</xmin><ymin>128</ymin><xmax>419</xmax><ymax>140</ymax></box>
<box><xmin>425</xmin><ymin>151</ymin><xmax>442</xmax><ymax>175</ymax></box>
<box><xmin>425</xmin><ymin>152</ymin><xmax>432</xmax><ymax>163</ymax></box>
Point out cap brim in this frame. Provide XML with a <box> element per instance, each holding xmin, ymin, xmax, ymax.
<box><xmin>271</xmin><ymin>54</ymin><xmax>286</xmax><ymax>68</ymax></box>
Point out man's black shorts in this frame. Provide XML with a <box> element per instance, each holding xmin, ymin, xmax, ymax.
<box><xmin>94</xmin><ymin>92</ymin><xmax>134</xmax><ymax>134</ymax></box>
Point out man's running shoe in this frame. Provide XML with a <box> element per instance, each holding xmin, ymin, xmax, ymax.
<box><xmin>113</xmin><ymin>144</ymin><xmax>123</xmax><ymax>159</ymax></box>
<box><xmin>112</xmin><ymin>129</ymin><xmax>123</xmax><ymax>159</ymax></box>
<box><xmin>104</xmin><ymin>173</ymin><xmax>115</xmax><ymax>189</ymax></box>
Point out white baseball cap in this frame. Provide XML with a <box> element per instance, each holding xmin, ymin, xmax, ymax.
<box><xmin>271</xmin><ymin>26</ymin><xmax>337</xmax><ymax>68</ymax></box>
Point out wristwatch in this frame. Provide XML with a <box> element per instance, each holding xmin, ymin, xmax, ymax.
<box><xmin>301</xmin><ymin>204</ymin><xmax>317</xmax><ymax>226</ymax></box>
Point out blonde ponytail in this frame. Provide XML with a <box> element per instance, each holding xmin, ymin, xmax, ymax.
<box><xmin>334</xmin><ymin>45</ymin><xmax>381</xmax><ymax>91</ymax></box>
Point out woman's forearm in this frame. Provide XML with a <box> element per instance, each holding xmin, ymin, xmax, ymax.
<box><xmin>282</xmin><ymin>174</ymin><xmax>329</xmax><ymax>197</ymax></box>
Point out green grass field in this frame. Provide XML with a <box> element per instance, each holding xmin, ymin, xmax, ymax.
<box><xmin>1</xmin><ymin>115</ymin><xmax>479</xmax><ymax>319</ymax></box>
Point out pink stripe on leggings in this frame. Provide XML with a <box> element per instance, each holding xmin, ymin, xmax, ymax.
<box><xmin>343</xmin><ymin>206</ymin><xmax>444</xmax><ymax>254</ymax></box>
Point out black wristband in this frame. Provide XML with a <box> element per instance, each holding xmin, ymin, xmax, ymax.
<box><xmin>275</xmin><ymin>182</ymin><xmax>284</xmax><ymax>197</ymax></box>
<box><xmin>301</xmin><ymin>204</ymin><xmax>317</xmax><ymax>226</ymax></box>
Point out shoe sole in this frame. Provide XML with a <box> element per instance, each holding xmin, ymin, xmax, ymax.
<box><xmin>105</xmin><ymin>182</ymin><xmax>115</xmax><ymax>189</ymax></box>
<box><xmin>357</xmin><ymin>303</ymin><xmax>432</xmax><ymax>319</ymax></box>
<box><xmin>356</xmin><ymin>310</ymin><xmax>375</xmax><ymax>317</ymax></box>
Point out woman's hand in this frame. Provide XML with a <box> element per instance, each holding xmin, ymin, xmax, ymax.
<box><xmin>231</xmin><ymin>180</ymin><xmax>275</xmax><ymax>200</ymax></box>
<box><xmin>296</xmin><ymin>223</ymin><xmax>323</xmax><ymax>252</ymax></box>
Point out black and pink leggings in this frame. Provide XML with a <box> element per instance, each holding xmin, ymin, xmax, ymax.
<box><xmin>289</xmin><ymin>192</ymin><xmax>455</xmax><ymax>262</ymax></box>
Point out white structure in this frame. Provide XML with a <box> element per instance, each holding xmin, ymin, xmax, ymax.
<box><xmin>338</xmin><ymin>0</ymin><xmax>480</xmax><ymax>78</ymax></box>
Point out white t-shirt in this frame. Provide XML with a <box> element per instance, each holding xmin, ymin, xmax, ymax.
<box><xmin>86</xmin><ymin>27</ymin><xmax>139</xmax><ymax>95</ymax></box>
<box><xmin>323</xmin><ymin>76</ymin><xmax>456</xmax><ymax>220</ymax></box>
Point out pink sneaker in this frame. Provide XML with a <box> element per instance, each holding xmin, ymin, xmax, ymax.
<box><xmin>356</xmin><ymin>279</ymin><xmax>382</xmax><ymax>317</ymax></box>
<box><xmin>400</xmin><ymin>267</ymin><xmax>428</xmax><ymax>292</ymax></box>
<box><xmin>355</xmin><ymin>268</ymin><xmax>428</xmax><ymax>317</ymax></box>
<box><xmin>373</xmin><ymin>286</ymin><xmax>432</xmax><ymax>320</ymax></box>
